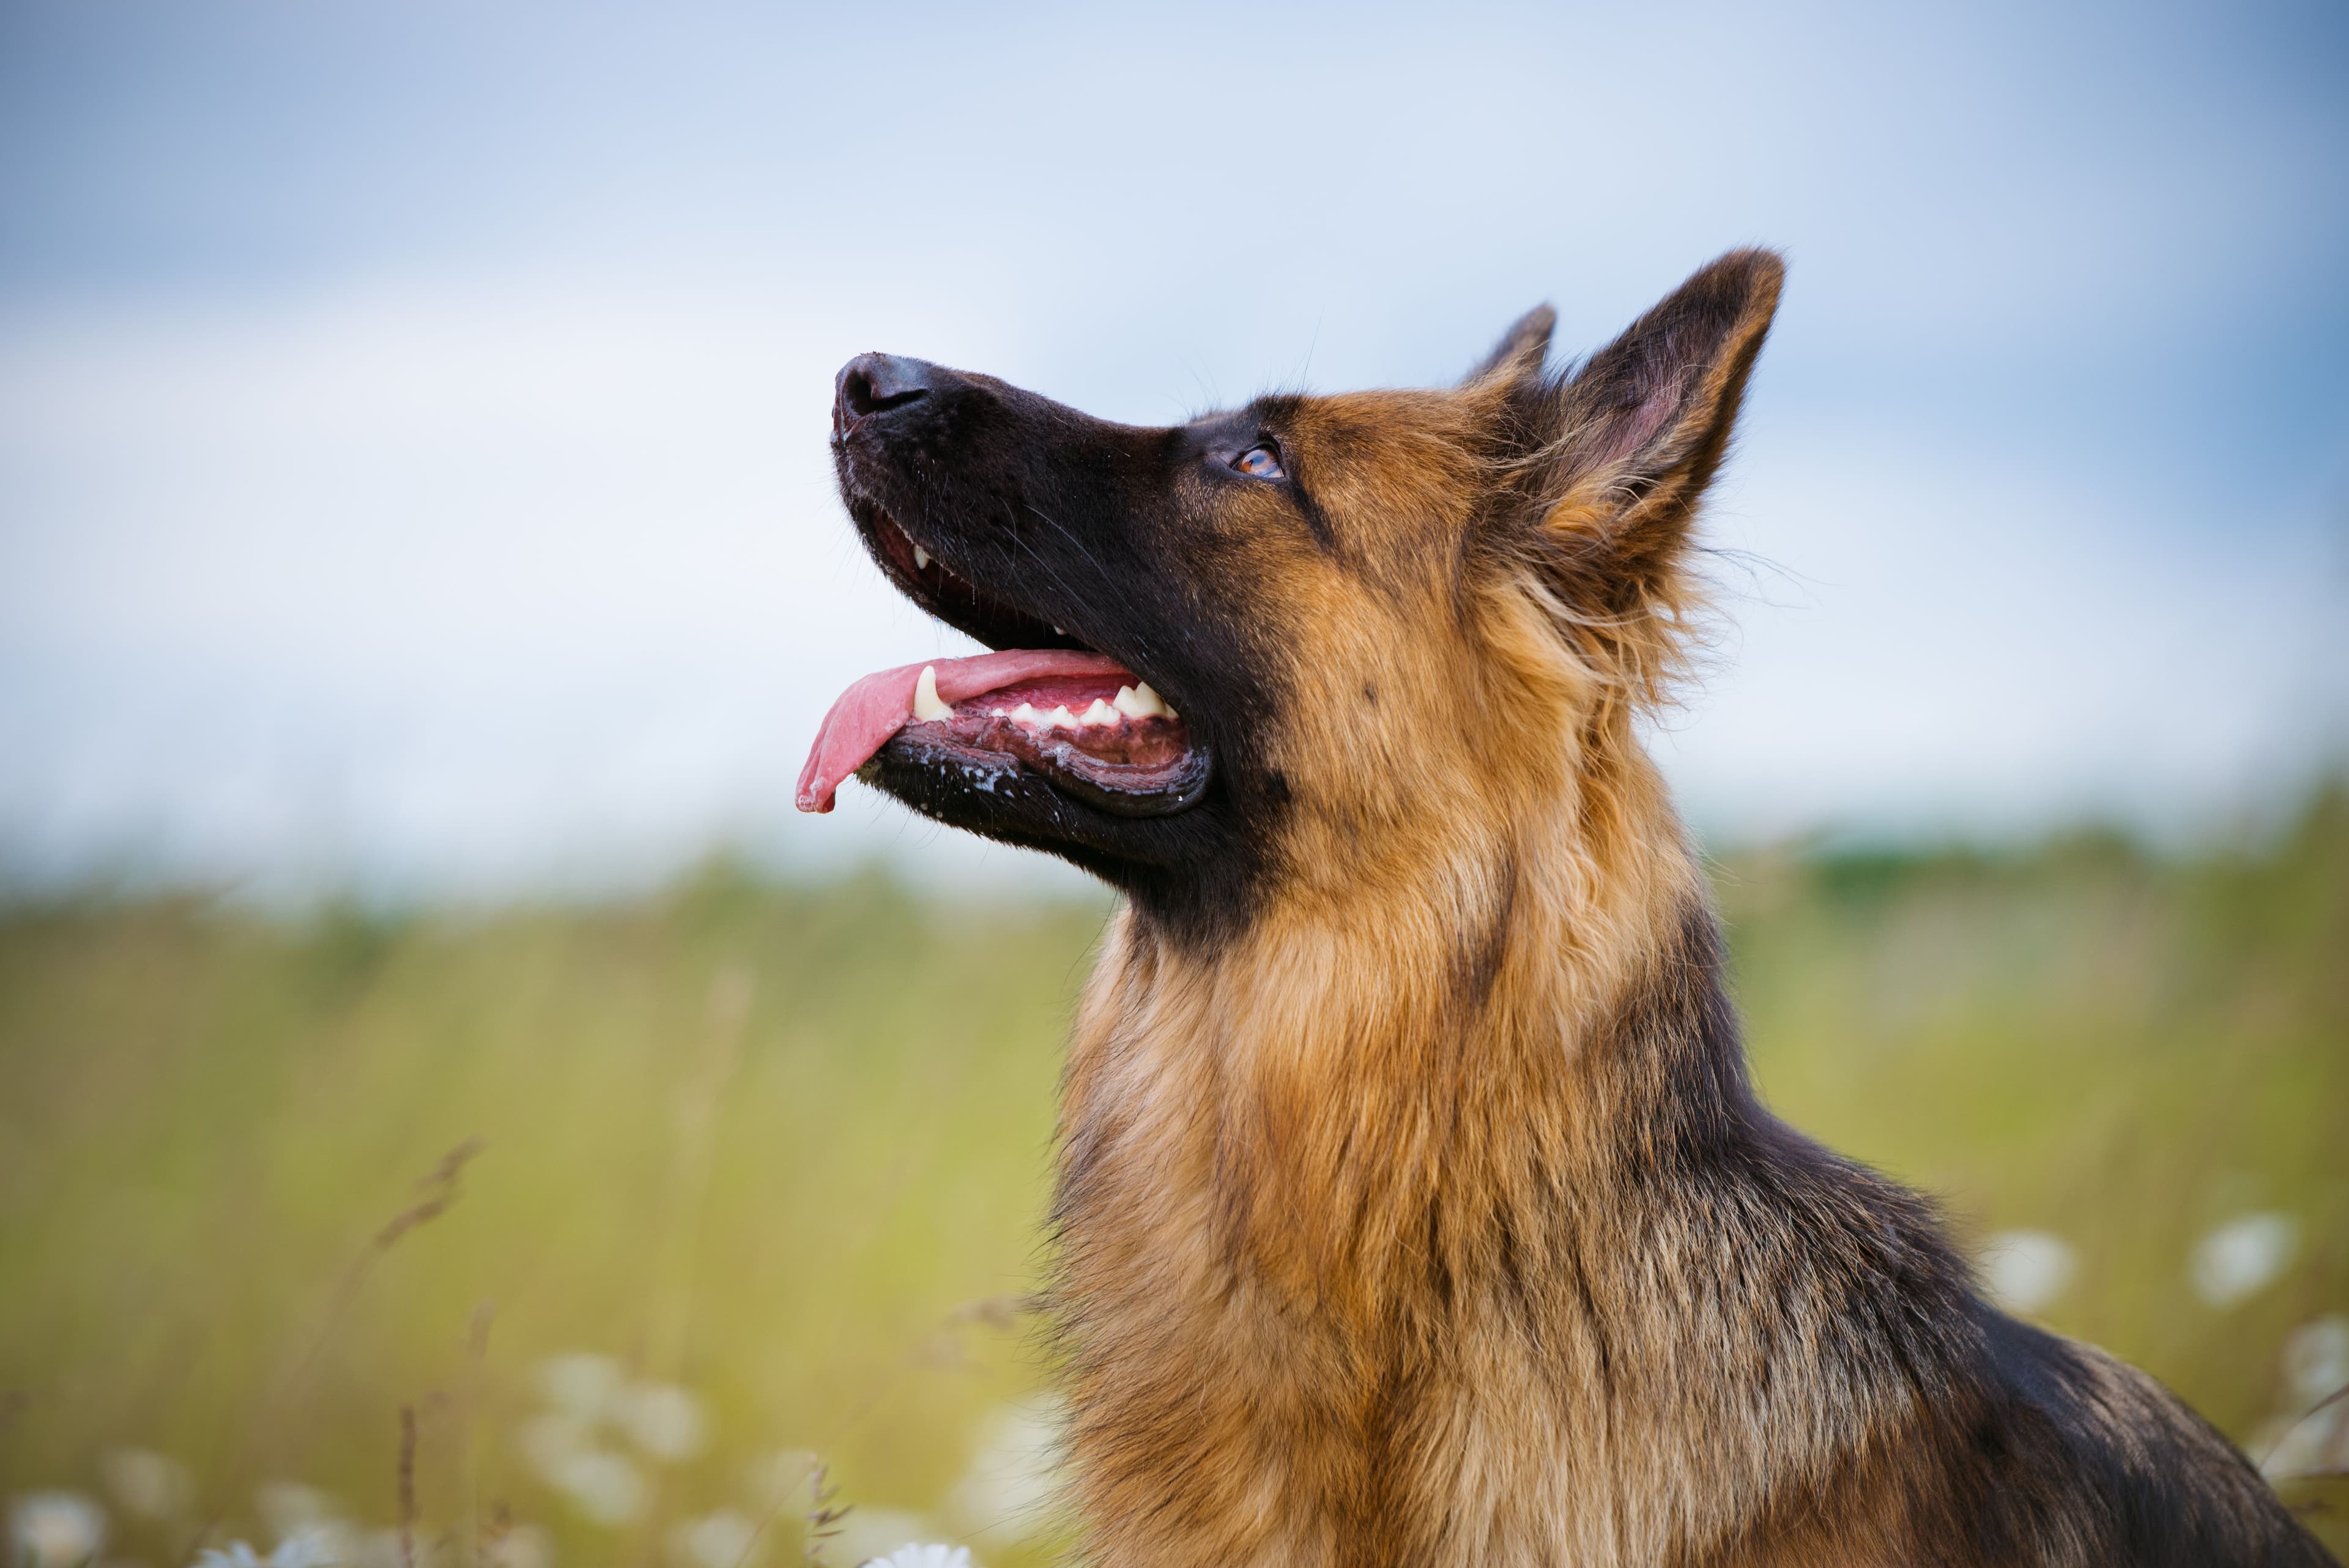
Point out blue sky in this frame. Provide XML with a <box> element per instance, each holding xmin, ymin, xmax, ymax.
<box><xmin>2</xmin><ymin>0</ymin><xmax>2345</xmax><ymax>896</ymax></box>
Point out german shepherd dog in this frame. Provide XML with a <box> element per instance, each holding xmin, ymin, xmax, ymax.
<box><xmin>800</xmin><ymin>251</ymin><xmax>2332</xmax><ymax>1566</ymax></box>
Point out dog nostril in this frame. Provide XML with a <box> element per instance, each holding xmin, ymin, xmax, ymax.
<box><xmin>836</xmin><ymin>354</ymin><xmax>932</xmax><ymax>427</ymax></box>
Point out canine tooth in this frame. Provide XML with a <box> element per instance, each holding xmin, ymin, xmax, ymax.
<box><xmin>1080</xmin><ymin>698</ymin><xmax>1118</xmax><ymax>726</ymax></box>
<box><xmin>912</xmin><ymin>665</ymin><xmax>952</xmax><ymax>722</ymax></box>
<box><xmin>1046</xmin><ymin>704</ymin><xmax>1079</xmax><ymax>729</ymax></box>
<box><xmin>1115</xmin><ymin>681</ymin><xmax>1174</xmax><ymax>720</ymax></box>
<box><xmin>913</xmin><ymin>545</ymin><xmax>931</xmax><ymax>570</ymax></box>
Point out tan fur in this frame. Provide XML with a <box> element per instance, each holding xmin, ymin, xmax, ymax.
<box><xmin>1047</xmin><ymin>264</ymin><xmax>1910</xmax><ymax>1566</ymax></box>
<box><xmin>910</xmin><ymin>252</ymin><xmax>2329</xmax><ymax>1566</ymax></box>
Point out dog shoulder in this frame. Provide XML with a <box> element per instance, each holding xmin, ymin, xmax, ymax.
<box><xmin>1954</xmin><ymin>1309</ymin><xmax>2335</xmax><ymax>1566</ymax></box>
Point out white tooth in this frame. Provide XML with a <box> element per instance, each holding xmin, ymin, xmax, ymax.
<box><xmin>1011</xmin><ymin>702</ymin><xmax>1041</xmax><ymax>724</ymax></box>
<box><xmin>1047</xmin><ymin>704</ymin><xmax>1079</xmax><ymax>729</ymax></box>
<box><xmin>1053</xmin><ymin>625</ymin><xmax>1066</xmax><ymax>635</ymax></box>
<box><xmin>913</xmin><ymin>545</ymin><xmax>931</xmax><ymax>570</ymax></box>
<box><xmin>1081</xmin><ymin>698</ymin><xmax>1118</xmax><ymax>726</ymax></box>
<box><xmin>911</xmin><ymin>665</ymin><xmax>952</xmax><ymax>722</ymax></box>
<box><xmin>1115</xmin><ymin>681</ymin><xmax>1173</xmax><ymax>719</ymax></box>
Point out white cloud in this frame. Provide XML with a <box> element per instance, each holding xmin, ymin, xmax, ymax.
<box><xmin>1660</xmin><ymin>417</ymin><xmax>2348</xmax><ymax>842</ymax></box>
<box><xmin>1</xmin><ymin>272</ymin><xmax>2341</xmax><ymax>897</ymax></box>
<box><xmin>1</xmin><ymin>0</ymin><xmax>2342</xmax><ymax>895</ymax></box>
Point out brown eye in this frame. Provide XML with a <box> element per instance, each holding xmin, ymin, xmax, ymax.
<box><xmin>1231</xmin><ymin>443</ymin><xmax>1285</xmax><ymax>480</ymax></box>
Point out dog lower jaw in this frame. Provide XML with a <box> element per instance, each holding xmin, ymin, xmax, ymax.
<box><xmin>883</xmin><ymin>720</ymin><xmax>1211</xmax><ymax>819</ymax></box>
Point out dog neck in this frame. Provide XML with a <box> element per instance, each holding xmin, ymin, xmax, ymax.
<box><xmin>1047</xmin><ymin>706</ymin><xmax>1984</xmax><ymax>1566</ymax></box>
<box><xmin>1059</xmin><ymin>718</ymin><xmax>1716</xmax><ymax>1297</ymax></box>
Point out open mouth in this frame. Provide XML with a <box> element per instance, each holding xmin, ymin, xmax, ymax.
<box><xmin>796</xmin><ymin>507</ymin><xmax>1209</xmax><ymax>817</ymax></box>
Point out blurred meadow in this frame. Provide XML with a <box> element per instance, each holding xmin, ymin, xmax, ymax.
<box><xmin>4</xmin><ymin>3</ymin><xmax>2347</xmax><ymax>1564</ymax></box>
<box><xmin>3</xmin><ymin>789</ymin><xmax>2345</xmax><ymax>1564</ymax></box>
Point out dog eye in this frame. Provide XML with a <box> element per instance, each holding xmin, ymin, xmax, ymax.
<box><xmin>1231</xmin><ymin>443</ymin><xmax>1285</xmax><ymax>480</ymax></box>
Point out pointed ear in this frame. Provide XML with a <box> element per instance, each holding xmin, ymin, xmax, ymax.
<box><xmin>1537</xmin><ymin>249</ymin><xmax>1782</xmax><ymax>593</ymax></box>
<box><xmin>1464</xmin><ymin>303</ymin><xmax>1556</xmax><ymax>390</ymax></box>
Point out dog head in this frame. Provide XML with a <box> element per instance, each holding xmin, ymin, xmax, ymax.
<box><xmin>801</xmin><ymin>250</ymin><xmax>1782</xmax><ymax>943</ymax></box>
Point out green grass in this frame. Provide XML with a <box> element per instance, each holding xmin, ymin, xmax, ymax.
<box><xmin>2</xmin><ymin>792</ymin><xmax>2344</xmax><ymax>1563</ymax></box>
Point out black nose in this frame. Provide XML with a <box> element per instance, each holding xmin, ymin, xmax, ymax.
<box><xmin>834</xmin><ymin>353</ymin><xmax>933</xmax><ymax>435</ymax></box>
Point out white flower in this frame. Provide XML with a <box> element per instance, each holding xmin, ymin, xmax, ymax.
<box><xmin>194</xmin><ymin>1545</ymin><xmax>265</xmax><ymax>1568</ymax></box>
<box><xmin>254</xmin><ymin>1482</ymin><xmax>338</xmax><ymax>1542</ymax></box>
<box><xmin>276</xmin><ymin>1522</ymin><xmax>358</xmax><ymax>1566</ymax></box>
<box><xmin>518</xmin><ymin>1413</ymin><xmax>597</xmax><ymax>1485</ymax></box>
<box><xmin>947</xmin><ymin>1397</ymin><xmax>1066</xmax><ymax>1540</ymax></box>
<box><xmin>194</xmin><ymin>1538</ymin><xmax>336</xmax><ymax>1568</ymax></box>
<box><xmin>102</xmin><ymin>1448</ymin><xmax>194</xmax><ymax>1520</ymax></box>
<box><xmin>2191</xmin><ymin>1212</ymin><xmax>2299</xmax><ymax>1308</ymax></box>
<box><xmin>480</xmin><ymin>1523</ymin><xmax>553</xmax><ymax>1568</ymax></box>
<box><xmin>667</xmin><ymin>1509</ymin><xmax>759</xmax><ymax>1568</ymax></box>
<box><xmin>823</xmin><ymin>1512</ymin><xmax>932</xmax><ymax>1568</ymax></box>
<box><xmin>2283</xmin><ymin>1314</ymin><xmax>2349</xmax><ymax>1406</ymax></box>
<box><xmin>550</xmin><ymin>1449</ymin><xmax>647</xmax><ymax>1527</ymax></box>
<box><xmin>2258</xmin><ymin>1401</ymin><xmax>2349</xmax><ymax>1482</ymax></box>
<box><xmin>858</xmin><ymin>1547</ymin><xmax>971</xmax><ymax>1568</ymax></box>
<box><xmin>537</xmin><ymin>1354</ymin><xmax>626</xmax><ymax>1423</ymax></box>
<box><xmin>278</xmin><ymin>1536</ymin><xmax>340</xmax><ymax>1568</ymax></box>
<box><xmin>1978</xmin><ymin>1230</ymin><xmax>2076</xmax><ymax>1315</ymax></box>
<box><xmin>617</xmin><ymin>1382</ymin><xmax>708</xmax><ymax>1464</ymax></box>
<box><xmin>352</xmin><ymin>1529</ymin><xmax>406</xmax><ymax>1568</ymax></box>
<box><xmin>481</xmin><ymin>1525</ymin><xmax>553</xmax><ymax>1568</ymax></box>
<box><xmin>9</xmin><ymin>1492</ymin><xmax>107</xmax><ymax>1568</ymax></box>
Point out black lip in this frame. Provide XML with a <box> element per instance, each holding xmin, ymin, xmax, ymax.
<box><xmin>839</xmin><ymin>486</ymin><xmax>1089</xmax><ymax>656</ymax></box>
<box><xmin>878</xmin><ymin>726</ymin><xmax>1211</xmax><ymax>818</ymax></box>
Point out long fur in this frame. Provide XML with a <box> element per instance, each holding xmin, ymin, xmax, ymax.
<box><xmin>829</xmin><ymin>250</ymin><xmax>2333</xmax><ymax>1564</ymax></box>
<box><xmin>1041</xmin><ymin>256</ymin><xmax>2329</xmax><ymax>1565</ymax></box>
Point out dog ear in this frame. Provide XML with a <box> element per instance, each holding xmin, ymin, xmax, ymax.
<box><xmin>1532</xmin><ymin>250</ymin><xmax>1782</xmax><ymax>599</ymax></box>
<box><xmin>1464</xmin><ymin>303</ymin><xmax>1556</xmax><ymax>392</ymax></box>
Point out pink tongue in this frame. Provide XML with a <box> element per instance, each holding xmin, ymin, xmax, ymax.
<box><xmin>796</xmin><ymin>648</ymin><xmax>1135</xmax><ymax>812</ymax></box>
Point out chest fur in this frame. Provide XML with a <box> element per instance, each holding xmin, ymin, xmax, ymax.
<box><xmin>1044</xmin><ymin>905</ymin><xmax>1948</xmax><ymax>1568</ymax></box>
